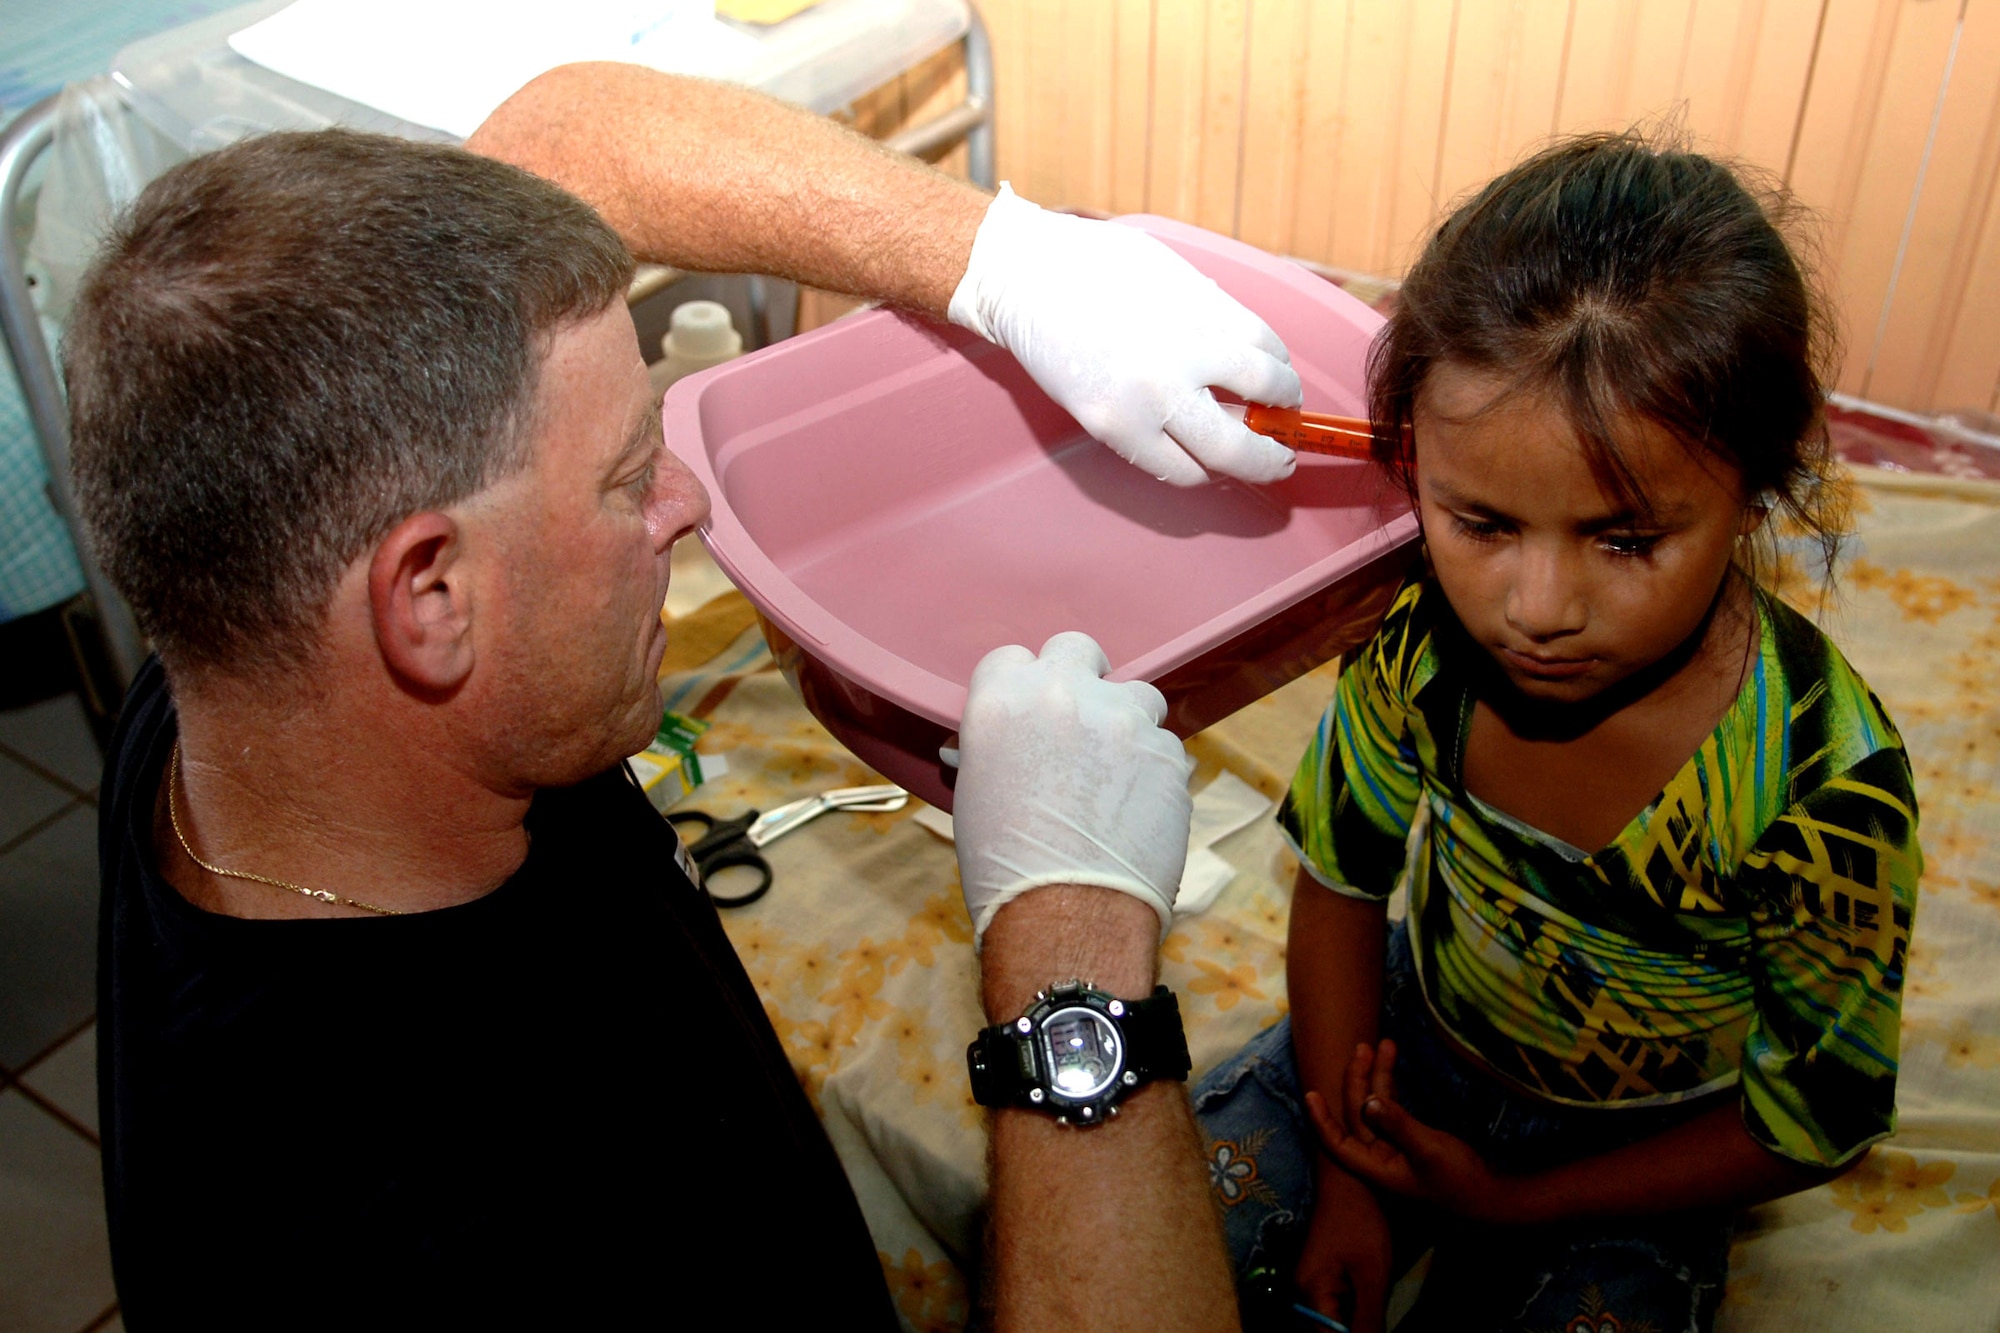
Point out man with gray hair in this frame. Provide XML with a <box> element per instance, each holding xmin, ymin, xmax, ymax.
<box><xmin>71</xmin><ymin>67</ymin><xmax>1283</xmax><ymax>1328</ymax></box>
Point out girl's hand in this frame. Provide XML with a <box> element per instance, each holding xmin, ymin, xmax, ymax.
<box><xmin>1294</xmin><ymin>1165</ymin><xmax>1393</xmax><ymax>1333</ymax></box>
<box><xmin>1306</xmin><ymin>1040</ymin><xmax>1514</xmax><ymax>1224</ymax></box>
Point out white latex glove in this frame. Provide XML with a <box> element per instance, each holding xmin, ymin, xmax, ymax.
<box><xmin>948</xmin><ymin>184</ymin><xmax>1303</xmax><ymax>487</ymax></box>
<box><xmin>942</xmin><ymin>632</ymin><xmax>1194</xmax><ymax>944</ymax></box>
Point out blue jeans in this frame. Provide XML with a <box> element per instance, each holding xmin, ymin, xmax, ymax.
<box><xmin>1191</xmin><ymin>923</ymin><xmax>1732</xmax><ymax>1332</ymax></box>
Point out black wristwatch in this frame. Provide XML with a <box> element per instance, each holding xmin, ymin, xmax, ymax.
<box><xmin>967</xmin><ymin>981</ymin><xmax>1190</xmax><ymax>1126</ymax></box>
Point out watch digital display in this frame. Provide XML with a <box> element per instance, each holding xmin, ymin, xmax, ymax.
<box><xmin>1039</xmin><ymin>1005</ymin><xmax>1123</xmax><ymax>1101</ymax></box>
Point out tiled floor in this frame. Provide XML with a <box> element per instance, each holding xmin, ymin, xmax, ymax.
<box><xmin>5</xmin><ymin>0</ymin><xmax>246</xmax><ymax>1317</ymax></box>
<box><xmin>0</xmin><ymin>677</ymin><xmax>122</xmax><ymax>1332</ymax></box>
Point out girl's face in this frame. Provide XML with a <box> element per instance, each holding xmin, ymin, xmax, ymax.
<box><xmin>1413</xmin><ymin>363</ymin><xmax>1762</xmax><ymax>704</ymax></box>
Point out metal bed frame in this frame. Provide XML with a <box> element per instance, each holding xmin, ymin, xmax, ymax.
<box><xmin>0</xmin><ymin>6</ymin><xmax>994</xmax><ymax>690</ymax></box>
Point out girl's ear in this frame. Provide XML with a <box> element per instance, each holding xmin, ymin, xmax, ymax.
<box><xmin>1740</xmin><ymin>501</ymin><xmax>1770</xmax><ymax>537</ymax></box>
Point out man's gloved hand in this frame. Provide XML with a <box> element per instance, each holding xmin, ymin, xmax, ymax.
<box><xmin>948</xmin><ymin>184</ymin><xmax>1303</xmax><ymax>487</ymax></box>
<box><xmin>943</xmin><ymin>631</ymin><xmax>1194</xmax><ymax>943</ymax></box>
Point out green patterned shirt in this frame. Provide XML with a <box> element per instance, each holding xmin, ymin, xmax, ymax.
<box><xmin>1279</xmin><ymin>578</ymin><xmax>1921</xmax><ymax>1167</ymax></box>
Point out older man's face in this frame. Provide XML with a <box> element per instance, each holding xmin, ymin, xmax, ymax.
<box><xmin>474</xmin><ymin>302</ymin><xmax>710</xmax><ymax>788</ymax></box>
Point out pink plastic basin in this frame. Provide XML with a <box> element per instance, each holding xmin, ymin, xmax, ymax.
<box><xmin>663</xmin><ymin>215</ymin><xmax>1419</xmax><ymax>810</ymax></box>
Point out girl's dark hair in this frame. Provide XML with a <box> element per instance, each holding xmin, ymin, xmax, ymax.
<box><xmin>1367</xmin><ymin>129</ymin><xmax>1843</xmax><ymax>575</ymax></box>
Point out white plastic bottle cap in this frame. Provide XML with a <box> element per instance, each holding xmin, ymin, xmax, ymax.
<box><xmin>653</xmin><ymin>299</ymin><xmax>746</xmax><ymax>393</ymax></box>
<box><xmin>665</xmin><ymin>300</ymin><xmax>742</xmax><ymax>361</ymax></box>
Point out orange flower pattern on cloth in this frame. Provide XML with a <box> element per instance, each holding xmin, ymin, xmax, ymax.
<box><xmin>1188</xmin><ymin>959</ymin><xmax>1268</xmax><ymax>1012</ymax></box>
<box><xmin>1954</xmin><ymin>1176</ymin><xmax>2000</xmax><ymax>1217</ymax></box>
<box><xmin>1846</xmin><ymin>560</ymin><xmax>1980</xmax><ymax>624</ymax></box>
<box><xmin>1904</xmin><ymin>1017</ymin><xmax>2000</xmax><ymax>1071</ymax></box>
<box><xmin>1829</xmin><ymin>1149</ymin><xmax>1956</xmax><ymax>1233</ymax></box>
<box><xmin>879</xmin><ymin>1247</ymin><xmax>969</xmax><ymax>1333</ymax></box>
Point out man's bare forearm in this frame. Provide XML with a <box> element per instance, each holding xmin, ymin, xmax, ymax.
<box><xmin>980</xmin><ymin>887</ymin><xmax>1239</xmax><ymax>1333</ymax></box>
<box><xmin>465</xmin><ymin>63</ymin><xmax>987</xmax><ymax>315</ymax></box>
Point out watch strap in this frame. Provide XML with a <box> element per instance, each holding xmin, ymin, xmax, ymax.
<box><xmin>1122</xmin><ymin>986</ymin><xmax>1191</xmax><ymax>1083</ymax></box>
<box><xmin>967</xmin><ymin>1020</ymin><xmax>1037</xmax><ymax>1106</ymax></box>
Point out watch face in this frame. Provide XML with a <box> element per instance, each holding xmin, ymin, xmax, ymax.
<box><xmin>1039</xmin><ymin>1005</ymin><xmax>1124</xmax><ymax>1102</ymax></box>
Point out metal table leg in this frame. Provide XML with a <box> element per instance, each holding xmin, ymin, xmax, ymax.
<box><xmin>965</xmin><ymin>4</ymin><xmax>995</xmax><ymax>190</ymax></box>
<box><xmin>882</xmin><ymin>3</ymin><xmax>995</xmax><ymax>190</ymax></box>
<box><xmin>0</xmin><ymin>95</ymin><xmax>145</xmax><ymax>689</ymax></box>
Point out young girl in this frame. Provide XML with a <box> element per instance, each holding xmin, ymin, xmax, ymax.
<box><xmin>1193</xmin><ymin>133</ymin><xmax>1921</xmax><ymax>1333</ymax></box>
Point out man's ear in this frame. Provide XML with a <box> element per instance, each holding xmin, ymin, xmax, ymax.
<box><xmin>368</xmin><ymin>511</ymin><xmax>475</xmax><ymax>693</ymax></box>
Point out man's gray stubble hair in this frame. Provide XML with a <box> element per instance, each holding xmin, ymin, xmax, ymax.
<box><xmin>63</xmin><ymin>129</ymin><xmax>636</xmax><ymax>680</ymax></box>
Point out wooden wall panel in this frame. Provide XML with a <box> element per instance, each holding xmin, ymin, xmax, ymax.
<box><xmin>1053</xmin><ymin>0</ymin><xmax>1116</xmax><ymax>213</ymax></box>
<box><xmin>1032</xmin><ymin>0</ymin><xmax>1080</xmax><ymax>208</ymax></box>
<box><xmin>1145</xmin><ymin>1</ymin><xmax>1252</xmax><ymax>232</ymax></box>
<box><xmin>978</xmin><ymin>0</ymin><xmax>1031</xmax><ymax>194</ymax></box>
<box><xmin>1236</xmin><ymin>0</ymin><xmax>1313</xmax><ymax>255</ymax></box>
<box><xmin>1319</xmin><ymin>1</ymin><xmax>1392</xmax><ymax>269</ymax></box>
<box><xmin>1201</xmin><ymin>0</ymin><xmax>1253</xmax><ymax>234</ymax></box>
<box><xmin>1556</xmin><ymin>0</ymin><xmax>1645</xmax><ymax>131</ymax></box>
<box><xmin>888</xmin><ymin>0</ymin><xmax>2000</xmax><ymax>415</ymax></box>
<box><xmin>1433</xmin><ymin>0</ymin><xmax>1572</xmax><ymax>214</ymax></box>
<box><xmin>1282</xmin><ymin>0</ymin><xmax>1351</xmax><ymax>265</ymax></box>
<box><xmin>1864</xmin><ymin>0</ymin><xmax>2000</xmax><ymax>410</ymax></box>
<box><xmin>1928</xmin><ymin>58</ymin><xmax>2000</xmax><ymax>410</ymax></box>
<box><xmin>1108</xmin><ymin>0</ymin><xmax>1155</xmax><ymax>215</ymax></box>
<box><xmin>1816</xmin><ymin>0</ymin><xmax>1962</xmax><ymax>395</ymax></box>
<box><xmin>1385</xmin><ymin>0</ymin><xmax>1459</xmax><ymax>267</ymax></box>
<box><xmin>1334</xmin><ymin>0</ymin><xmax>1425</xmax><ymax>272</ymax></box>
<box><xmin>1146</xmin><ymin>0</ymin><xmax>1202</xmax><ymax>222</ymax></box>
<box><xmin>1721</xmin><ymin>0</ymin><xmax>1824</xmax><ymax>173</ymax></box>
<box><xmin>1785</xmin><ymin>2</ymin><xmax>1898</xmax><ymax>207</ymax></box>
<box><xmin>1680</xmin><ymin>1</ymin><xmax>1751</xmax><ymax>137</ymax></box>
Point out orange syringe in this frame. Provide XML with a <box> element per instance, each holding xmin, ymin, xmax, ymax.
<box><xmin>1222</xmin><ymin>403</ymin><xmax>1378</xmax><ymax>460</ymax></box>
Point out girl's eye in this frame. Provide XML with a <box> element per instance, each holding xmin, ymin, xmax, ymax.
<box><xmin>1449</xmin><ymin>514</ymin><xmax>1506</xmax><ymax>542</ymax></box>
<box><xmin>1601</xmin><ymin>532</ymin><xmax>1661</xmax><ymax>557</ymax></box>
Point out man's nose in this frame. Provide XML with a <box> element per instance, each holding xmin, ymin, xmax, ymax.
<box><xmin>1504</xmin><ymin>541</ymin><xmax>1586</xmax><ymax>640</ymax></box>
<box><xmin>649</xmin><ymin>449</ymin><xmax>711</xmax><ymax>553</ymax></box>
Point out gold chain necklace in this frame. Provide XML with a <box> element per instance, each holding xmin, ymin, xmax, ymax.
<box><xmin>167</xmin><ymin>742</ymin><xmax>403</xmax><ymax>916</ymax></box>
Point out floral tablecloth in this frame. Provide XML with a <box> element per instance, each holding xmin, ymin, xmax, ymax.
<box><xmin>653</xmin><ymin>464</ymin><xmax>2000</xmax><ymax>1331</ymax></box>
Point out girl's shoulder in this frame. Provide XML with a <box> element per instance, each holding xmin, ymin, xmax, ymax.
<box><xmin>1349</xmin><ymin>574</ymin><xmax>1457</xmax><ymax>700</ymax></box>
<box><xmin>1743</xmin><ymin>589</ymin><xmax>1910</xmax><ymax>798</ymax></box>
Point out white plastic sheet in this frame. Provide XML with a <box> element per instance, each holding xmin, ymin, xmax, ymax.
<box><xmin>228</xmin><ymin>0</ymin><xmax>753</xmax><ymax>139</ymax></box>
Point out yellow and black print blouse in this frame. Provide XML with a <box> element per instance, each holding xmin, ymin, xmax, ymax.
<box><xmin>1279</xmin><ymin>578</ymin><xmax>1921</xmax><ymax>1168</ymax></box>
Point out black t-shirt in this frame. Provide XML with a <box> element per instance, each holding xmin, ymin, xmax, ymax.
<box><xmin>99</xmin><ymin>659</ymin><xmax>896</xmax><ymax>1328</ymax></box>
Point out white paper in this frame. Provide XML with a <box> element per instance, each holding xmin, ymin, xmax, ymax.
<box><xmin>913</xmin><ymin>804</ymin><xmax>955</xmax><ymax>842</ymax></box>
<box><xmin>1173</xmin><ymin>771</ymin><xmax>1272</xmax><ymax>916</ymax></box>
<box><xmin>907</xmin><ymin>770</ymin><xmax>1274</xmax><ymax>919</ymax></box>
<box><xmin>1173</xmin><ymin>846</ymin><xmax>1239</xmax><ymax>916</ymax></box>
<box><xmin>229</xmin><ymin>0</ymin><xmax>760</xmax><ymax>139</ymax></box>
<box><xmin>1185</xmin><ymin>769</ymin><xmax>1273</xmax><ymax>855</ymax></box>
